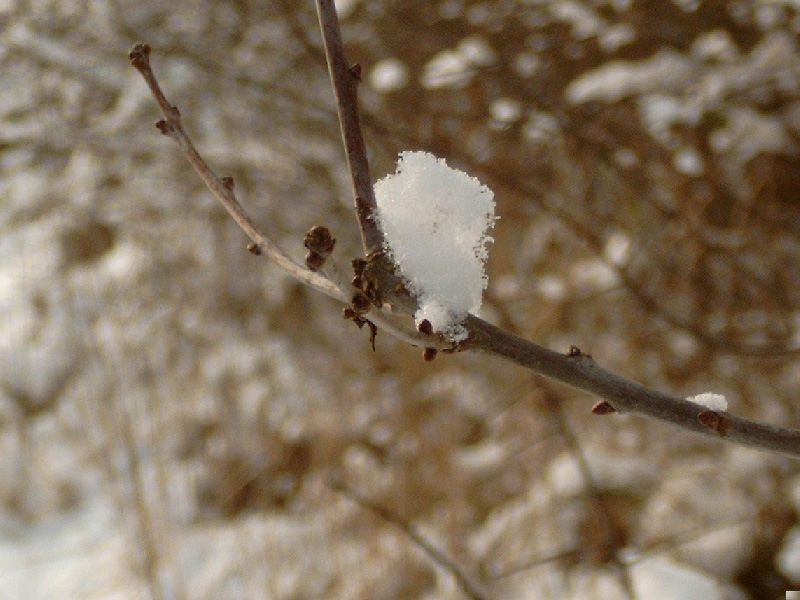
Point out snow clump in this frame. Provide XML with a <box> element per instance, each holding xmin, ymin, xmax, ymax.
<box><xmin>374</xmin><ymin>150</ymin><xmax>497</xmax><ymax>341</ymax></box>
<box><xmin>687</xmin><ymin>392</ymin><xmax>728</xmax><ymax>411</ymax></box>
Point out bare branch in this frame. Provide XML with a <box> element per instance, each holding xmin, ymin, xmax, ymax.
<box><xmin>328</xmin><ymin>478</ymin><xmax>487</xmax><ymax>600</ymax></box>
<box><xmin>462</xmin><ymin>315</ymin><xmax>800</xmax><ymax>458</ymax></box>
<box><xmin>127</xmin><ymin>42</ymin><xmax>448</xmax><ymax>352</ymax></box>
<box><xmin>127</xmin><ymin>43</ymin><xmax>344</xmax><ymax>305</ymax></box>
<box><xmin>128</xmin><ymin>23</ymin><xmax>800</xmax><ymax>460</ymax></box>
<box><xmin>314</xmin><ymin>0</ymin><xmax>383</xmax><ymax>257</ymax></box>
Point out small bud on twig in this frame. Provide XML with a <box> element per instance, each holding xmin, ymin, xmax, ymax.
<box><xmin>303</xmin><ymin>225</ymin><xmax>336</xmax><ymax>271</ymax></box>
<box><xmin>351</xmin><ymin>292</ymin><xmax>371</xmax><ymax>314</ymax></box>
<box><xmin>592</xmin><ymin>401</ymin><xmax>616</xmax><ymax>415</ymax></box>
<box><xmin>698</xmin><ymin>410</ymin><xmax>730</xmax><ymax>437</ymax></box>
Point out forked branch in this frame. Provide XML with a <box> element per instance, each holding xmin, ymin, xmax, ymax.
<box><xmin>310</xmin><ymin>2</ymin><xmax>800</xmax><ymax>459</ymax></box>
<box><xmin>127</xmin><ymin>43</ymin><xmax>445</xmax><ymax>351</ymax></box>
<box><xmin>128</xmin><ymin>8</ymin><xmax>800</xmax><ymax>461</ymax></box>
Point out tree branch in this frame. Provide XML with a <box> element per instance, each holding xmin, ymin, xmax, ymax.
<box><xmin>307</xmin><ymin>4</ymin><xmax>800</xmax><ymax>459</ymax></box>
<box><xmin>462</xmin><ymin>315</ymin><xmax>800</xmax><ymax>458</ymax></box>
<box><xmin>128</xmin><ymin>14</ymin><xmax>800</xmax><ymax>460</ymax></box>
<box><xmin>128</xmin><ymin>43</ymin><xmax>344</xmax><ymax>304</ymax></box>
<box><xmin>327</xmin><ymin>477</ymin><xmax>487</xmax><ymax>600</ymax></box>
<box><xmin>314</xmin><ymin>0</ymin><xmax>384</xmax><ymax>257</ymax></box>
<box><xmin>127</xmin><ymin>42</ymin><xmax>447</xmax><ymax>353</ymax></box>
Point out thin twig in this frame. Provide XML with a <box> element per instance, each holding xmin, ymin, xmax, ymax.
<box><xmin>127</xmin><ymin>43</ymin><xmax>344</xmax><ymax>305</ymax></box>
<box><xmin>314</xmin><ymin>0</ymin><xmax>384</xmax><ymax>256</ymax></box>
<box><xmin>128</xmin><ymin>31</ymin><xmax>800</xmax><ymax>459</ymax></box>
<box><xmin>327</xmin><ymin>478</ymin><xmax>487</xmax><ymax>600</ymax></box>
<box><xmin>126</xmin><ymin>43</ymin><xmax>453</xmax><ymax>353</ymax></box>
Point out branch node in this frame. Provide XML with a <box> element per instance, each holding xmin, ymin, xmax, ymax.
<box><xmin>418</xmin><ymin>319</ymin><xmax>433</xmax><ymax>335</ymax></box>
<box><xmin>592</xmin><ymin>401</ymin><xmax>617</xmax><ymax>415</ymax></box>
<box><xmin>567</xmin><ymin>345</ymin><xmax>592</xmax><ymax>359</ymax></box>
<box><xmin>698</xmin><ymin>410</ymin><xmax>730</xmax><ymax>437</ymax></box>
<box><xmin>155</xmin><ymin>119</ymin><xmax>173</xmax><ymax>136</ymax></box>
<box><xmin>128</xmin><ymin>42</ymin><xmax>151</xmax><ymax>70</ymax></box>
<box><xmin>303</xmin><ymin>226</ymin><xmax>336</xmax><ymax>272</ymax></box>
<box><xmin>349</xmin><ymin>63</ymin><xmax>362</xmax><ymax>81</ymax></box>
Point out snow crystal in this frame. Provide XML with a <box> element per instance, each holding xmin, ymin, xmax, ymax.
<box><xmin>374</xmin><ymin>151</ymin><xmax>496</xmax><ymax>340</ymax></box>
<box><xmin>687</xmin><ymin>392</ymin><xmax>728</xmax><ymax>411</ymax></box>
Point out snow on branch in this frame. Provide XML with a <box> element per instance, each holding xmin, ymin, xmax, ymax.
<box><xmin>375</xmin><ymin>151</ymin><xmax>497</xmax><ymax>340</ymax></box>
<box><xmin>127</xmin><ymin>4</ymin><xmax>800</xmax><ymax>462</ymax></box>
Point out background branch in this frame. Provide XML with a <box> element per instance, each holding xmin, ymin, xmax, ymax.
<box><xmin>328</xmin><ymin>478</ymin><xmax>487</xmax><ymax>600</ymax></box>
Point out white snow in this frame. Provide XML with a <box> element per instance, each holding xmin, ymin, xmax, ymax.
<box><xmin>687</xmin><ymin>392</ymin><xmax>728</xmax><ymax>411</ymax></box>
<box><xmin>374</xmin><ymin>151</ymin><xmax>496</xmax><ymax>340</ymax></box>
<box><xmin>777</xmin><ymin>526</ymin><xmax>800</xmax><ymax>580</ymax></box>
<box><xmin>369</xmin><ymin>58</ymin><xmax>408</xmax><ymax>93</ymax></box>
<box><xmin>629</xmin><ymin>556</ymin><xmax>725</xmax><ymax>600</ymax></box>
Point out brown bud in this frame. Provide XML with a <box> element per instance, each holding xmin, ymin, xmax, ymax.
<box><xmin>351</xmin><ymin>292</ymin><xmax>372</xmax><ymax>314</ymax></box>
<box><xmin>352</xmin><ymin>258</ymin><xmax>367</xmax><ymax>275</ymax></box>
<box><xmin>591</xmin><ymin>401</ymin><xmax>616</xmax><ymax>415</ymax></box>
<box><xmin>305</xmin><ymin>251</ymin><xmax>325</xmax><ymax>271</ymax></box>
<box><xmin>303</xmin><ymin>226</ymin><xmax>336</xmax><ymax>257</ymax></box>
<box><xmin>221</xmin><ymin>176</ymin><xmax>235</xmax><ymax>190</ymax></box>
<box><xmin>423</xmin><ymin>348</ymin><xmax>438</xmax><ymax>361</ymax></box>
<box><xmin>247</xmin><ymin>242</ymin><xmax>262</xmax><ymax>255</ymax></box>
<box><xmin>698</xmin><ymin>410</ymin><xmax>729</xmax><ymax>437</ymax></box>
<box><xmin>418</xmin><ymin>319</ymin><xmax>433</xmax><ymax>335</ymax></box>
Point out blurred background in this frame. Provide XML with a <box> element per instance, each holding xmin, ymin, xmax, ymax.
<box><xmin>2</xmin><ymin>0</ymin><xmax>800</xmax><ymax>598</ymax></box>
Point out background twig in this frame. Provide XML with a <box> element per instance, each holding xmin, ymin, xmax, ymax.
<box><xmin>328</xmin><ymin>478</ymin><xmax>487</xmax><ymax>600</ymax></box>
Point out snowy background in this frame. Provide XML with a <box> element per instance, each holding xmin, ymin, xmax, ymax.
<box><xmin>2</xmin><ymin>0</ymin><xmax>800</xmax><ymax>598</ymax></box>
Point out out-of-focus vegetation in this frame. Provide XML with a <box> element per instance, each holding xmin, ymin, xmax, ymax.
<box><xmin>1</xmin><ymin>1</ymin><xmax>799</xmax><ymax>598</ymax></box>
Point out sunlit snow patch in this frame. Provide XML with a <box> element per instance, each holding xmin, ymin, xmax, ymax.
<box><xmin>374</xmin><ymin>151</ymin><xmax>496</xmax><ymax>341</ymax></box>
<box><xmin>687</xmin><ymin>392</ymin><xmax>728</xmax><ymax>411</ymax></box>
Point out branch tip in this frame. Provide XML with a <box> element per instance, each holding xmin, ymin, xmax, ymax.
<box><xmin>128</xmin><ymin>42</ymin><xmax>151</xmax><ymax>70</ymax></box>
